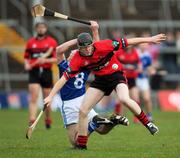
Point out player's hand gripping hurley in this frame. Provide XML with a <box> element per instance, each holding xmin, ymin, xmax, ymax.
<box><xmin>26</xmin><ymin>103</ymin><xmax>48</xmax><ymax>139</ymax></box>
<box><xmin>23</xmin><ymin>47</ymin><xmax>53</xmax><ymax>73</ymax></box>
<box><xmin>31</xmin><ymin>4</ymin><xmax>91</xmax><ymax>25</ymax></box>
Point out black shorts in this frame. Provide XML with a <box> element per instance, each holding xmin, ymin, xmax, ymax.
<box><xmin>90</xmin><ymin>71</ymin><xmax>127</xmax><ymax>96</ymax></box>
<box><xmin>28</xmin><ymin>68</ymin><xmax>53</xmax><ymax>88</ymax></box>
<box><xmin>127</xmin><ymin>77</ymin><xmax>136</xmax><ymax>89</ymax></box>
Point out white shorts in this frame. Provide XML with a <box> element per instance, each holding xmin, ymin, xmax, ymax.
<box><xmin>136</xmin><ymin>77</ymin><xmax>150</xmax><ymax>91</ymax></box>
<box><xmin>57</xmin><ymin>95</ymin><xmax>98</xmax><ymax>127</ymax></box>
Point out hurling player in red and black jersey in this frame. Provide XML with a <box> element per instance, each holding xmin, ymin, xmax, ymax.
<box><xmin>24</xmin><ymin>22</ymin><xmax>57</xmax><ymax>128</ymax></box>
<box><xmin>44</xmin><ymin>21</ymin><xmax>166</xmax><ymax>149</ymax></box>
<box><xmin>114</xmin><ymin>47</ymin><xmax>142</xmax><ymax>115</ymax></box>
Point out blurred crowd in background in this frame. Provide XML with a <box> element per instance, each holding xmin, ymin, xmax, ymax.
<box><xmin>0</xmin><ymin>0</ymin><xmax>180</xmax><ymax>112</ymax></box>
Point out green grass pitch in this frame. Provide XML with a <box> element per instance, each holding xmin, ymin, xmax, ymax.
<box><xmin>0</xmin><ymin>110</ymin><xmax>180</xmax><ymax>158</ymax></box>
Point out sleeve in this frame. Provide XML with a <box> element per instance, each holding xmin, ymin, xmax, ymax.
<box><xmin>112</xmin><ymin>38</ymin><xmax>128</xmax><ymax>50</ymax></box>
<box><xmin>58</xmin><ymin>60</ymin><xmax>66</xmax><ymax>72</ymax></box>
<box><xmin>24</xmin><ymin>40</ymin><xmax>31</xmax><ymax>59</ymax></box>
<box><xmin>63</xmin><ymin>53</ymin><xmax>81</xmax><ymax>80</ymax></box>
<box><xmin>96</xmin><ymin>38</ymin><xmax>128</xmax><ymax>53</ymax></box>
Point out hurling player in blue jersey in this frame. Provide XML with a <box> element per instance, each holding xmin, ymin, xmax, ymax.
<box><xmin>136</xmin><ymin>43</ymin><xmax>155</xmax><ymax>121</ymax></box>
<box><xmin>55</xmin><ymin>21</ymin><xmax>129</xmax><ymax>147</ymax></box>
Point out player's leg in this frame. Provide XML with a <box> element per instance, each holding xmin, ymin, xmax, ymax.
<box><xmin>87</xmin><ymin>105</ymin><xmax>122</xmax><ymax>136</ymax></box>
<box><xmin>115</xmin><ymin>83</ymin><xmax>158</xmax><ymax>135</ymax></box>
<box><xmin>28</xmin><ymin>83</ymin><xmax>41</xmax><ymax>125</ymax></box>
<box><xmin>142</xmin><ymin>89</ymin><xmax>153</xmax><ymax>121</ymax></box>
<box><xmin>41</xmin><ymin>69</ymin><xmax>53</xmax><ymax>128</ymax></box>
<box><xmin>66</xmin><ymin>124</ymin><xmax>78</xmax><ymax>146</ymax></box>
<box><xmin>137</xmin><ymin>78</ymin><xmax>153</xmax><ymax>121</ymax></box>
<box><xmin>129</xmin><ymin>87</ymin><xmax>140</xmax><ymax>104</ymax></box>
<box><xmin>76</xmin><ymin>87</ymin><xmax>104</xmax><ymax>149</ymax></box>
<box><xmin>57</xmin><ymin>94</ymin><xmax>108</xmax><ymax>148</ymax></box>
<box><xmin>114</xmin><ymin>96</ymin><xmax>122</xmax><ymax>115</ymax></box>
<box><xmin>66</xmin><ymin>116</ymin><xmax>117</xmax><ymax>147</ymax></box>
<box><xmin>95</xmin><ymin>114</ymin><xmax>129</xmax><ymax>134</ymax></box>
<box><xmin>129</xmin><ymin>81</ymin><xmax>141</xmax><ymax>123</ymax></box>
<box><xmin>87</xmin><ymin>105</ymin><xmax>129</xmax><ymax>135</ymax></box>
<box><xmin>58</xmin><ymin>97</ymin><xmax>112</xmax><ymax>147</ymax></box>
<box><xmin>57</xmin><ymin>94</ymin><xmax>80</xmax><ymax>147</ymax></box>
<box><xmin>116</xmin><ymin>83</ymin><xmax>141</xmax><ymax>114</ymax></box>
<box><xmin>42</xmin><ymin>88</ymin><xmax>52</xmax><ymax>128</ymax></box>
<box><xmin>66</xmin><ymin>118</ymin><xmax>114</xmax><ymax>147</ymax></box>
<box><xmin>114</xmin><ymin>78</ymin><xmax>139</xmax><ymax>116</ymax></box>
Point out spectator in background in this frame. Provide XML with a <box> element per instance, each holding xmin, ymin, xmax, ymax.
<box><xmin>24</xmin><ymin>22</ymin><xmax>57</xmax><ymax>128</ymax></box>
<box><xmin>136</xmin><ymin>42</ymin><xmax>155</xmax><ymax>122</ymax></box>
<box><xmin>141</xmin><ymin>31</ymin><xmax>161</xmax><ymax>90</ymax></box>
<box><xmin>142</xmin><ymin>31</ymin><xmax>161</xmax><ymax>68</ymax></box>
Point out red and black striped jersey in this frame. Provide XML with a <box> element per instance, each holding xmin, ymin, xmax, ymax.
<box><xmin>24</xmin><ymin>36</ymin><xmax>57</xmax><ymax>69</ymax></box>
<box><xmin>115</xmin><ymin>48</ymin><xmax>141</xmax><ymax>78</ymax></box>
<box><xmin>63</xmin><ymin>38</ymin><xmax>128</xmax><ymax>80</ymax></box>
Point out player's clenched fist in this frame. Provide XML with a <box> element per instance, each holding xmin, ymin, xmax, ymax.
<box><xmin>90</xmin><ymin>21</ymin><xmax>99</xmax><ymax>30</ymax></box>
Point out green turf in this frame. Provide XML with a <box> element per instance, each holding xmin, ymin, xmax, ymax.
<box><xmin>0</xmin><ymin>109</ymin><xmax>180</xmax><ymax>158</ymax></box>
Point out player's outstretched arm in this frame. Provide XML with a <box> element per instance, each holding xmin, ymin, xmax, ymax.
<box><xmin>56</xmin><ymin>39</ymin><xmax>77</xmax><ymax>63</ymax></box>
<box><xmin>127</xmin><ymin>34</ymin><xmax>166</xmax><ymax>46</ymax></box>
<box><xmin>90</xmin><ymin>21</ymin><xmax>100</xmax><ymax>42</ymax></box>
<box><xmin>44</xmin><ymin>75</ymin><xmax>67</xmax><ymax>107</ymax></box>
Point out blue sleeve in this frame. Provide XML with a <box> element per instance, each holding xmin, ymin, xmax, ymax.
<box><xmin>58</xmin><ymin>60</ymin><xmax>68</xmax><ymax>76</ymax></box>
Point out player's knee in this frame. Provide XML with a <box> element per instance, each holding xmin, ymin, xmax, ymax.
<box><xmin>29</xmin><ymin>97</ymin><xmax>37</xmax><ymax>104</ymax></box>
<box><xmin>30</xmin><ymin>95</ymin><xmax>38</xmax><ymax>103</ymax></box>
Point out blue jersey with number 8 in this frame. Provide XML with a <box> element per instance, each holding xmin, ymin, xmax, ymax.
<box><xmin>58</xmin><ymin>60</ymin><xmax>90</xmax><ymax>101</ymax></box>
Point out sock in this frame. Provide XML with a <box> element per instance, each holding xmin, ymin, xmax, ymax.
<box><xmin>136</xmin><ymin>110</ymin><xmax>150</xmax><ymax>126</ymax></box>
<box><xmin>114</xmin><ymin>103</ymin><xmax>121</xmax><ymax>115</ymax></box>
<box><xmin>88</xmin><ymin>121</ymin><xmax>100</xmax><ymax>134</ymax></box>
<box><xmin>76</xmin><ymin>135</ymin><xmax>88</xmax><ymax>147</ymax></box>
<box><xmin>133</xmin><ymin>101</ymin><xmax>140</xmax><ymax>123</ymax></box>
<box><xmin>45</xmin><ymin>118</ymin><xmax>52</xmax><ymax>125</ymax></box>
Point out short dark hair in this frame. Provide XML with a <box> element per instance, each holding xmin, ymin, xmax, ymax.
<box><xmin>35</xmin><ymin>22</ymin><xmax>48</xmax><ymax>28</ymax></box>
